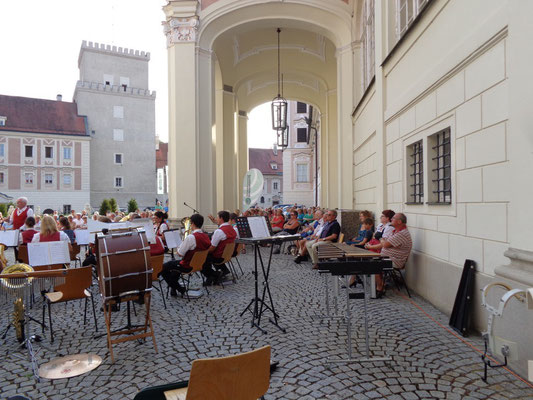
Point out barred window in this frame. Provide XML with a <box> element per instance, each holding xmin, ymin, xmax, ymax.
<box><xmin>362</xmin><ymin>0</ymin><xmax>375</xmax><ymax>90</ymax></box>
<box><xmin>429</xmin><ymin>128</ymin><xmax>451</xmax><ymax>204</ymax></box>
<box><xmin>396</xmin><ymin>0</ymin><xmax>430</xmax><ymax>39</ymax></box>
<box><xmin>45</xmin><ymin>174</ymin><xmax>53</xmax><ymax>184</ymax></box>
<box><xmin>406</xmin><ymin>140</ymin><xmax>423</xmax><ymax>204</ymax></box>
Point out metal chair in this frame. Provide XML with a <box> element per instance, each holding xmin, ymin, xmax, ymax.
<box><xmin>212</xmin><ymin>243</ymin><xmax>236</xmax><ymax>284</ymax></box>
<box><xmin>70</xmin><ymin>242</ymin><xmax>82</xmax><ymax>267</ymax></box>
<box><xmin>133</xmin><ymin>345</ymin><xmax>271</xmax><ymax>400</ymax></box>
<box><xmin>151</xmin><ymin>254</ymin><xmax>167</xmax><ymax>309</ymax></box>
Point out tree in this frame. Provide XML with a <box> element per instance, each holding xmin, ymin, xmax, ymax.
<box><xmin>99</xmin><ymin>199</ymin><xmax>111</xmax><ymax>215</ymax></box>
<box><xmin>109</xmin><ymin>198</ymin><xmax>118</xmax><ymax>213</ymax></box>
<box><xmin>127</xmin><ymin>198</ymin><xmax>138</xmax><ymax>214</ymax></box>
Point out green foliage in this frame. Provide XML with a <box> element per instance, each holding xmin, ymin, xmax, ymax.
<box><xmin>99</xmin><ymin>199</ymin><xmax>111</xmax><ymax>215</ymax></box>
<box><xmin>0</xmin><ymin>202</ymin><xmax>14</xmax><ymax>217</ymax></box>
<box><xmin>109</xmin><ymin>198</ymin><xmax>118</xmax><ymax>213</ymax></box>
<box><xmin>127</xmin><ymin>198</ymin><xmax>138</xmax><ymax>214</ymax></box>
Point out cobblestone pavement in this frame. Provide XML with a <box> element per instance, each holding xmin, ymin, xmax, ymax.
<box><xmin>1</xmin><ymin>248</ymin><xmax>532</xmax><ymax>399</ymax></box>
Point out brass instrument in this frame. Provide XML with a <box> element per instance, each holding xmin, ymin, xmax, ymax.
<box><xmin>180</xmin><ymin>217</ymin><xmax>191</xmax><ymax>238</ymax></box>
<box><xmin>1</xmin><ymin>263</ymin><xmax>34</xmax><ymax>342</ymax></box>
<box><xmin>0</xmin><ymin>244</ymin><xmax>7</xmax><ymax>270</ymax></box>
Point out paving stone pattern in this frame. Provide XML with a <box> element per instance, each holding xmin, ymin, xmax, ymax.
<box><xmin>1</xmin><ymin>248</ymin><xmax>532</xmax><ymax>399</ymax></box>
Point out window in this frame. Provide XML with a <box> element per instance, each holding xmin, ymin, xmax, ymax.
<box><xmin>406</xmin><ymin>140</ymin><xmax>423</xmax><ymax>204</ymax></box>
<box><xmin>45</xmin><ymin>146</ymin><xmax>53</xmax><ymax>158</ymax></box>
<box><xmin>0</xmin><ymin>172</ymin><xmax>4</xmax><ymax>184</ymax></box>
<box><xmin>63</xmin><ymin>205</ymin><xmax>71</xmax><ymax>214</ymax></box>
<box><xmin>297</xmin><ymin>128</ymin><xmax>307</xmax><ymax>143</ymax></box>
<box><xmin>113</xmin><ymin>106</ymin><xmax>124</xmax><ymax>119</ymax></box>
<box><xmin>63</xmin><ymin>174</ymin><xmax>72</xmax><ymax>185</ymax></box>
<box><xmin>103</xmin><ymin>74</ymin><xmax>113</xmax><ymax>86</ymax></box>
<box><xmin>429</xmin><ymin>127</ymin><xmax>451</xmax><ymax>204</ymax></box>
<box><xmin>25</xmin><ymin>173</ymin><xmax>33</xmax><ymax>184</ymax></box>
<box><xmin>0</xmin><ymin>143</ymin><xmax>4</xmax><ymax>157</ymax></box>
<box><xmin>45</xmin><ymin>174</ymin><xmax>53</xmax><ymax>184</ymax></box>
<box><xmin>260</xmin><ymin>196</ymin><xmax>265</xmax><ymax>203</ymax></box>
<box><xmin>63</xmin><ymin>147</ymin><xmax>72</xmax><ymax>160</ymax></box>
<box><xmin>114</xmin><ymin>153</ymin><xmax>123</xmax><ymax>164</ymax></box>
<box><xmin>270</xmin><ymin>163</ymin><xmax>278</xmax><ymax>170</ymax></box>
<box><xmin>396</xmin><ymin>0</ymin><xmax>429</xmax><ymax>39</ymax></box>
<box><xmin>120</xmin><ymin>77</ymin><xmax>130</xmax><ymax>87</ymax></box>
<box><xmin>25</xmin><ymin>145</ymin><xmax>33</xmax><ymax>158</ymax></box>
<box><xmin>115</xmin><ymin>177</ymin><xmax>123</xmax><ymax>188</ymax></box>
<box><xmin>113</xmin><ymin>129</ymin><xmax>124</xmax><ymax>141</ymax></box>
<box><xmin>362</xmin><ymin>0</ymin><xmax>375</xmax><ymax>89</ymax></box>
<box><xmin>0</xmin><ymin>116</ymin><xmax>6</xmax><ymax>126</ymax></box>
<box><xmin>296</xmin><ymin>164</ymin><xmax>308</xmax><ymax>182</ymax></box>
<box><xmin>296</xmin><ymin>102</ymin><xmax>307</xmax><ymax>114</ymax></box>
<box><xmin>273</xmin><ymin>181</ymin><xmax>279</xmax><ymax>190</ymax></box>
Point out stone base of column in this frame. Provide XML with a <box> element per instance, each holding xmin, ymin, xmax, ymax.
<box><xmin>495</xmin><ymin>248</ymin><xmax>533</xmax><ymax>286</ymax></box>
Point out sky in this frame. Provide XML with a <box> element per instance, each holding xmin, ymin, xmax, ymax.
<box><xmin>0</xmin><ymin>0</ymin><xmax>274</xmax><ymax>148</ymax></box>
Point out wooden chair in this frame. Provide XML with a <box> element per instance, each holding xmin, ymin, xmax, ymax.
<box><xmin>338</xmin><ymin>233</ymin><xmax>345</xmax><ymax>243</ymax></box>
<box><xmin>42</xmin><ymin>266</ymin><xmax>97</xmax><ymax>342</ymax></box>
<box><xmin>18</xmin><ymin>244</ymin><xmax>29</xmax><ymax>264</ymax></box>
<box><xmin>151</xmin><ymin>254</ymin><xmax>166</xmax><ymax>309</ymax></box>
<box><xmin>133</xmin><ymin>346</ymin><xmax>271</xmax><ymax>400</ymax></box>
<box><xmin>70</xmin><ymin>242</ymin><xmax>82</xmax><ymax>267</ymax></box>
<box><xmin>178</xmin><ymin>249</ymin><xmax>209</xmax><ymax>299</ymax></box>
<box><xmin>212</xmin><ymin>243</ymin><xmax>236</xmax><ymax>284</ymax></box>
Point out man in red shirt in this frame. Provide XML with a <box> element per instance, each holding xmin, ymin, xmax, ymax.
<box><xmin>203</xmin><ymin>210</ymin><xmax>237</xmax><ymax>285</ymax></box>
<box><xmin>9</xmin><ymin>197</ymin><xmax>34</xmax><ymax>230</ymax></box>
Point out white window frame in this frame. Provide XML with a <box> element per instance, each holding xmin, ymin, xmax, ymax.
<box><xmin>362</xmin><ymin>0</ymin><xmax>375</xmax><ymax>90</ymax></box>
<box><xmin>113</xmin><ymin>129</ymin><xmax>124</xmax><ymax>142</ymax></box>
<box><xmin>271</xmin><ymin>163</ymin><xmax>278</xmax><ymax>170</ymax></box>
<box><xmin>63</xmin><ymin>174</ymin><xmax>72</xmax><ymax>186</ymax></box>
<box><xmin>0</xmin><ymin>143</ymin><xmax>5</xmax><ymax>157</ymax></box>
<box><xmin>0</xmin><ymin>116</ymin><xmax>6</xmax><ymax>126</ymax></box>
<box><xmin>114</xmin><ymin>176</ymin><xmax>123</xmax><ymax>188</ymax></box>
<box><xmin>25</xmin><ymin>172</ymin><xmax>34</xmax><ymax>185</ymax></box>
<box><xmin>45</xmin><ymin>146</ymin><xmax>54</xmax><ymax>159</ymax></box>
<box><xmin>114</xmin><ymin>153</ymin><xmax>123</xmax><ymax>165</ymax></box>
<box><xmin>273</xmin><ymin>181</ymin><xmax>279</xmax><ymax>191</ymax></box>
<box><xmin>63</xmin><ymin>147</ymin><xmax>72</xmax><ymax>160</ymax></box>
<box><xmin>44</xmin><ymin>173</ymin><xmax>54</xmax><ymax>185</ymax></box>
<box><xmin>113</xmin><ymin>106</ymin><xmax>124</xmax><ymax>119</ymax></box>
<box><xmin>296</xmin><ymin>163</ymin><xmax>309</xmax><ymax>183</ymax></box>
<box><xmin>396</xmin><ymin>0</ymin><xmax>429</xmax><ymax>40</ymax></box>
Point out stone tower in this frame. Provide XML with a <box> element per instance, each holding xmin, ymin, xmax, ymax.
<box><xmin>74</xmin><ymin>40</ymin><xmax>156</xmax><ymax>210</ymax></box>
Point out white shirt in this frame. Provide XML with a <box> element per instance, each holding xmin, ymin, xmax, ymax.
<box><xmin>155</xmin><ymin>222</ymin><xmax>169</xmax><ymax>236</ymax></box>
<box><xmin>74</xmin><ymin>218</ymin><xmax>84</xmax><ymax>228</ymax></box>
<box><xmin>313</xmin><ymin>218</ymin><xmax>325</xmax><ymax>237</ymax></box>
<box><xmin>9</xmin><ymin>206</ymin><xmax>34</xmax><ymax>224</ymax></box>
<box><xmin>376</xmin><ymin>222</ymin><xmax>394</xmax><ymax>239</ymax></box>
<box><xmin>177</xmin><ymin>228</ymin><xmax>202</xmax><ymax>257</ymax></box>
<box><xmin>211</xmin><ymin>222</ymin><xmax>230</xmax><ymax>247</ymax></box>
<box><xmin>31</xmin><ymin>231</ymin><xmax>70</xmax><ymax>243</ymax></box>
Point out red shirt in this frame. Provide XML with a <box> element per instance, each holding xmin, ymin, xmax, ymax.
<box><xmin>12</xmin><ymin>208</ymin><xmax>29</xmax><ymax>230</ymax></box>
<box><xmin>39</xmin><ymin>232</ymin><xmax>61</xmax><ymax>242</ymax></box>
<box><xmin>150</xmin><ymin>236</ymin><xmax>165</xmax><ymax>256</ymax></box>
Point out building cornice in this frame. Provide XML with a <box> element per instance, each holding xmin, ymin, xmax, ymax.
<box><xmin>74</xmin><ymin>81</ymin><xmax>156</xmax><ymax>99</ymax></box>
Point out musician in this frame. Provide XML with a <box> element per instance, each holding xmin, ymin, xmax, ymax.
<box><xmin>160</xmin><ymin>214</ymin><xmax>211</xmax><ymax>296</ymax></box>
<box><xmin>307</xmin><ymin>209</ymin><xmax>341</xmax><ymax>270</ymax></box>
<box><xmin>32</xmin><ymin>215</ymin><xmax>72</xmax><ymax>252</ymax></box>
<box><xmin>203</xmin><ymin>210</ymin><xmax>237</xmax><ymax>286</ymax></box>
<box><xmin>59</xmin><ymin>216</ymin><xmax>76</xmax><ymax>243</ymax></box>
<box><xmin>19</xmin><ymin>216</ymin><xmax>38</xmax><ymax>244</ymax></box>
<box><xmin>6</xmin><ymin>197</ymin><xmax>34</xmax><ymax>230</ymax></box>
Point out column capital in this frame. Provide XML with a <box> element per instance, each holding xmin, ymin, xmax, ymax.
<box><xmin>162</xmin><ymin>1</ymin><xmax>200</xmax><ymax>47</ymax></box>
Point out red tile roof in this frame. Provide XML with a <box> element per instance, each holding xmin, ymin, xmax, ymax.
<box><xmin>248</xmin><ymin>148</ymin><xmax>283</xmax><ymax>175</ymax></box>
<box><xmin>0</xmin><ymin>94</ymin><xmax>87</xmax><ymax>136</ymax></box>
<box><xmin>156</xmin><ymin>141</ymin><xmax>168</xmax><ymax>169</ymax></box>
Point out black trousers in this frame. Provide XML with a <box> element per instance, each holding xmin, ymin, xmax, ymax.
<box><xmin>161</xmin><ymin>260</ymin><xmax>192</xmax><ymax>290</ymax></box>
<box><xmin>202</xmin><ymin>254</ymin><xmax>226</xmax><ymax>278</ymax></box>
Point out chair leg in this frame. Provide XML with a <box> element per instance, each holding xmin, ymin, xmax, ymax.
<box><xmin>235</xmin><ymin>257</ymin><xmax>244</xmax><ymax>276</ymax></box>
<box><xmin>132</xmin><ymin>301</ymin><xmax>137</xmax><ymax>317</ymax></box>
<box><xmin>397</xmin><ymin>269</ymin><xmax>412</xmax><ymax>298</ymax></box>
<box><xmin>90</xmin><ymin>295</ymin><xmax>98</xmax><ymax>332</ymax></box>
<box><xmin>41</xmin><ymin>302</ymin><xmax>46</xmax><ymax>334</ymax></box>
<box><xmin>84</xmin><ymin>297</ymin><xmax>88</xmax><ymax>325</ymax></box>
<box><xmin>158</xmin><ymin>279</ymin><xmax>167</xmax><ymax>309</ymax></box>
<box><xmin>47</xmin><ymin>302</ymin><xmax>54</xmax><ymax>343</ymax></box>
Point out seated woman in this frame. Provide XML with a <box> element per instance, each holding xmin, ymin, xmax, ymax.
<box><xmin>303</xmin><ymin>208</ymin><xmax>314</xmax><ymax>224</ymax></box>
<box><xmin>32</xmin><ymin>215</ymin><xmax>72</xmax><ymax>251</ymax></box>
<box><xmin>270</xmin><ymin>209</ymin><xmax>285</xmax><ymax>233</ymax></box>
<box><xmin>297</xmin><ymin>209</ymin><xmax>305</xmax><ymax>225</ymax></box>
<box><xmin>19</xmin><ymin>216</ymin><xmax>39</xmax><ymax>244</ymax></box>
<box><xmin>346</xmin><ymin>210</ymin><xmax>373</xmax><ymax>245</ymax></box>
<box><xmin>273</xmin><ymin>211</ymin><xmax>300</xmax><ymax>254</ymax></box>
<box><xmin>153</xmin><ymin>211</ymin><xmax>169</xmax><ymax>247</ymax></box>
<box><xmin>58</xmin><ymin>216</ymin><xmax>76</xmax><ymax>244</ymax></box>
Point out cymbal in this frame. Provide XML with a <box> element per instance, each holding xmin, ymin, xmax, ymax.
<box><xmin>39</xmin><ymin>353</ymin><xmax>102</xmax><ymax>379</ymax></box>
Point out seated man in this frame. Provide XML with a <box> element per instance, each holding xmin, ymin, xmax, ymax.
<box><xmin>376</xmin><ymin>213</ymin><xmax>412</xmax><ymax>296</ymax></box>
<box><xmin>203</xmin><ymin>210</ymin><xmax>237</xmax><ymax>286</ymax></box>
<box><xmin>160</xmin><ymin>214</ymin><xmax>211</xmax><ymax>296</ymax></box>
<box><xmin>306</xmin><ymin>209</ymin><xmax>341</xmax><ymax>269</ymax></box>
<box><xmin>293</xmin><ymin>209</ymin><xmax>324</xmax><ymax>263</ymax></box>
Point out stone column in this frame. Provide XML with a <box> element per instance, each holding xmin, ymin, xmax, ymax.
<box><xmin>164</xmin><ymin>0</ymin><xmax>215</xmax><ymax>218</ymax></box>
<box><xmin>237</xmin><ymin>110</ymin><xmax>249</xmax><ymax>210</ymax></box>
<box><xmin>336</xmin><ymin>46</ymin><xmax>355</xmax><ymax>209</ymax></box>
<box><xmin>222</xmin><ymin>88</ymin><xmax>237</xmax><ymax>209</ymax></box>
<box><xmin>324</xmin><ymin>90</ymin><xmax>338</xmax><ymax>208</ymax></box>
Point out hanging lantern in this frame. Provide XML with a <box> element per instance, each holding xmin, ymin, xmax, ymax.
<box><xmin>271</xmin><ymin>28</ymin><xmax>288</xmax><ymax>146</ymax></box>
<box><xmin>277</xmin><ymin>127</ymin><xmax>289</xmax><ymax>148</ymax></box>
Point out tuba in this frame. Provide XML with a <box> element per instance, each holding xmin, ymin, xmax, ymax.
<box><xmin>0</xmin><ymin>244</ymin><xmax>8</xmax><ymax>271</ymax></box>
<box><xmin>1</xmin><ymin>263</ymin><xmax>34</xmax><ymax>343</ymax></box>
<box><xmin>180</xmin><ymin>217</ymin><xmax>191</xmax><ymax>238</ymax></box>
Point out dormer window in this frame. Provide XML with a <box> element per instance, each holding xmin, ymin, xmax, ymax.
<box><xmin>270</xmin><ymin>163</ymin><xmax>278</xmax><ymax>170</ymax></box>
<box><xmin>0</xmin><ymin>116</ymin><xmax>6</xmax><ymax>127</ymax></box>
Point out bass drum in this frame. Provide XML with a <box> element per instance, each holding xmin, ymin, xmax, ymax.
<box><xmin>95</xmin><ymin>229</ymin><xmax>152</xmax><ymax>302</ymax></box>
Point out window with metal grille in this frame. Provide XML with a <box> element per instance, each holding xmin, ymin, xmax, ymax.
<box><xmin>296</xmin><ymin>102</ymin><xmax>307</xmax><ymax>113</ymax></box>
<box><xmin>297</xmin><ymin>128</ymin><xmax>307</xmax><ymax>143</ymax></box>
<box><xmin>429</xmin><ymin>127</ymin><xmax>451</xmax><ymax>204</ymax></box>
<box><xmin>273</xmin><ymin>181</ymin><xmax>278</xmax><ymax>190</ymax></box>
<box><xmin>63</xmin><ymin>205</ymin><xmax>71</xmax><ymax>214</ymax></box>
<box><xmin>115</xmin><ymin>177</ymin><xmax>123</xmax><ymax>188</ymax></box>
<box><xmin>362</xmin><ymin>0</ymin><xmax>375</xmax><ymax>90</ymax></box>
<box><xmin>406</xmin><ymin>140</ymin><xmax>423</xmax><ymax>204</ymax></box>
<box><xmin>45</xmin><ymin>174</ymin><xmax>53</xmax><ymax>184</ymax></box>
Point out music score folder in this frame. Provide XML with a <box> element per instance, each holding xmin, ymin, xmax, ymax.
<box><xmin>28</xmin><ymin>241</ymin><xmax>71</xmax><ymax>267</ymax></box>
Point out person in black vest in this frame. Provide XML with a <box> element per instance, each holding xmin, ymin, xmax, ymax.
<box><xmin>160</xmin><ymin>214</ymin><xmax>211</xmax><ymax>297</ymax></box>
<box><xmin>203</xmin><ymin>210</ymin><xmax>237</xmax><ymax>286</ymax></box>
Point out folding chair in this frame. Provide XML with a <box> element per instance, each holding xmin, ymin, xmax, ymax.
<box><xmin>42</xmin><ymin>266</ymin><xmax>97</xmax><ymax>342</ymax></box>
<box><xmin>230</xmin><ymin>243</ymin><xmax>245</xmax><ymax>277</ymax></box>
<box><xmin>178</xmin><ymin>249</ymin><xmax>209</xmax><ymax>299</ymax></box>
<box><xmin>70</xmin><ymin>242</ymin><xmax>82</xmax><ymax>267</ymax></box>
<box><xmin>212</xmin><ymin>243</ymin><xmax>236</xmax><ymax>284</ymax></box>
<box><xmin>151</xmin><ymin>254</ymin><xmax>167</xmax><ymax>309</ymax></box>
<box><xmin>134</xmin><ymin>346</ymin><xmax>271</xmax><ymax>400</ymax></box>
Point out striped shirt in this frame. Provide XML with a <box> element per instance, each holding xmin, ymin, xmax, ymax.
<box><xmin>381</xmin><ymin>227</ymin><xmax>412</xmax><ymax>269</ymax></box>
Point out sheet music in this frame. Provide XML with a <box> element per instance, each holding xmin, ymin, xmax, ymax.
<box><xmin>248</xmin><ymin>216</ymin><xmax>270</xmax><ymax>238</ymax></box>
<box><xmin>74</xmin><ymin>229</ymin><xmax>91</xmax><ymax>245</ymax></box>
<box><xmin>129</xmin><ymin>219</ymin><xmax>156</xmax><ymax>244</ymax></box>
<box><xmin>87</xmin><ymin>219</ymin><xmax>110</xmax><ymax>233</ymax></box>
<box><xmin>0</xmin><ymin>230</ymin><xmax>19</xmax><ymax>246</ymax></box>
<box><xmin>164</xmin><ymin>230</ymin><xmax>182</xmax><ymax>249</ymax></box>
<box><xmin>49</xmin><ymin>241</ymin><xmax>71</xmax><ymax>264</ymax></box>
<box><xmin>28</xmin><ymin>241</ymin><xmax>69</xmax><ymax>266</ymax></box>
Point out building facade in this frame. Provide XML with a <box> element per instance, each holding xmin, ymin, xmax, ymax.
<box><xmin>0</xmin><ymin>94</ymin><xmax>90</xmax><ymax>212</ymax></box>
<box><xmin>282</xmin><ymin>101</ymin><xmax>319</xmax><ymax>207</ymax></box>
<box><xmin>164</xmin><ymin>0</ymin><xmax>533</xmax><ymax>378</ymax></box>
<box><xmin>248</xmin><ymin>147</ymin><xmax>283</xmax><ymax>207</ymax></box>
<box><xmin>74</xmin><ymin>41</ymin><xmax>156</xmax><ymax>210</ymax></box>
